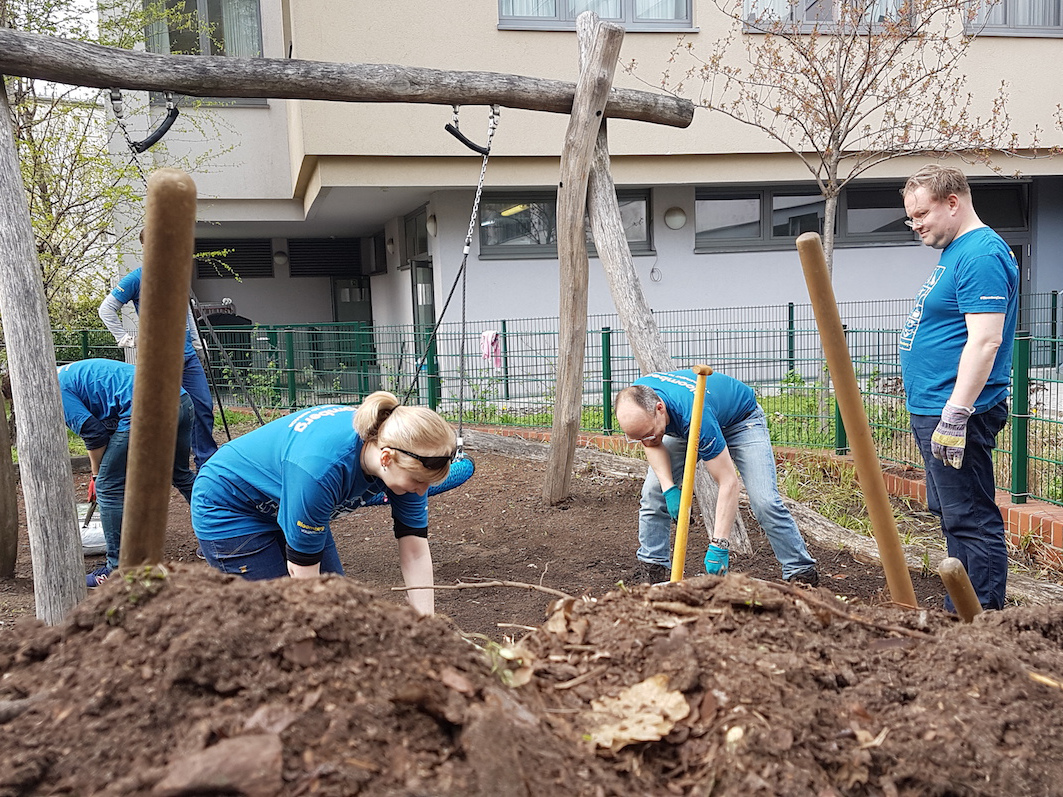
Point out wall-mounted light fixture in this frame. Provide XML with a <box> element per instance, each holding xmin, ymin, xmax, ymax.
<box><xmin>272</xmin><ymin>250</ymin><xmax>289</xmax><ymax>266</ymax></box>
<box><xmin>426</xmin><ymin>214</ymin><xmax>438</xmax><ymax>237</ymax></box>
<box><xmin>386</xmin><ymin>238</ymin><xmax>395</xmax><ymax>255</ymax></box>
<box><xmin>663</xmin><ymin>206</ymin><xmax>687</xmax><ymax>230</ymax></box>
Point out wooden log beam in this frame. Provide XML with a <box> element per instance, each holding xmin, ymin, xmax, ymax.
<box><xmin>0</xmin><ymin>28</ymin><xmax>694</xmax><ymax>129</ymax></box>
<box><xmin>543</xmin><ymin>17</ymin><xmax>624</xmax><ymax>505</ymax></box>
<box><xmin>0</xmin><ymin>87</ymin><xmax>85</xmax><ymax>623</ymax></box>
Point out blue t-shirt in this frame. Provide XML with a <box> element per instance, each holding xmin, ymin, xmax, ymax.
<box><xmin>634</xmin><ymin>370</ymin><xmax>758</xmax><ymax>461</ymax></box>
<box><xmin>193</xmin><ymin>405</ymin><xmax>428</xmax><ymax>557</ymax></box>
<box><xmin>112</xmin><ymin>267</ymin><xmax>196</xmax><ymax>357</ymax></box>
<box><xmin>57</xmin><ymin>359</ymin><xmax>187</xmax><ymax>449</ymax></box>
<box><xmin>899</xmin><ymin>227</ymin><xmax>1018</xmax><ymax>415</ymax></box>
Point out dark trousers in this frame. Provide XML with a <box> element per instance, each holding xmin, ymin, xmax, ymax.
<box><xmin>910</xmin><ymin>400</ymin><xmax>1009</xmax><ymax>611</ymax></box>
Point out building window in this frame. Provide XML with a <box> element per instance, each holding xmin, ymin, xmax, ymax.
<box><xmin>146</xmin><ymin>0</ymin><xmax>263</xmax><ymax>56</ymax></box>
<box><xmin>973</xmin><ymin>0</ymin><xmax>1063</xmax><ymax>35</ymax></box>
<box><xmin>480</xmin><ymin>191</ymin><xmax>652</xmax><ymax>259</ymax></box>
<box><xmin>499</xmin><ymin>0</ymin><xmax>693</xmax><ymax>31</ymax></box>
<box><xmin>744</xmin><ymin>0</ymin><xmax>905</xmax><ymax>28</ymax></box>
<box><xmin>695</xmin><ymin>183</ymin><xmax>922</xmax><ymax>252</ymax></box>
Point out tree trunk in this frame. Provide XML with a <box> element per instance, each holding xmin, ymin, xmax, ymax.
<box><xmin>0</xmin><ymin>28</ymin><xmax>693</xmax><ymax>129</ymax></box>
<box><xmin>0</xmin><ymin>391</ymin><xmax>17</xmax><ymax>578</ymax></box>
<box><xmin>0</xmin><ymin>85</ymin><xmax>85</xmax><ymax>623</ymax></box>
<box><xmin>543</xmin><ymin>17</ymin><xmax>624</xmax><ymax>505</ymax></box>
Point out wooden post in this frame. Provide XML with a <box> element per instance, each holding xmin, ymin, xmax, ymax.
<box><xmin>939</xmin><ymin>557</ymin><xmax>983</xmax><ymax>623</ymax></box>
<box><xmin>119</xmin><ymin>169</ymin><xmax>197</xmax><ymax>568</ymax></box>
<box><xmin>796</xmin><ymin>232</ymin><xmax>918</xmax><ymax>608</ymax></box>
<box><xmin>0</xmin><ymin>28</ymin><xmax>694</xmax><ymax>129</ymax></box>
<box><xmin>0</xmin><ymin>86</ymin><xmax>84</xmax><ymax>622</ymax></box>
<box><xmin>543</xmin><ymin>17</ymin><xmax>624</xmax><ymax>505</ymax></box>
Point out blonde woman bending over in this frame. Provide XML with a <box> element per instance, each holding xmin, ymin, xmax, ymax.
<box><xmin>192</xmin><ymin>393</ymin><xmax>455</xmax><ymax>614</ymax></box>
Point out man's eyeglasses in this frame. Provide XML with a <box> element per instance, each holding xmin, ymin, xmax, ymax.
<box><xmin>625</xmin><ymin>431</ymin><xmax>660</xmax><ymax>445</ymax></box>
<box><xmin>904</xmin><ymin>209</ymin><xmax>931</xmax><ymax>229</ymax></box>
<box><xmin>388</xmin><ymin>446</ymin><xmax>454</xmax><ymax>471</ymax></box>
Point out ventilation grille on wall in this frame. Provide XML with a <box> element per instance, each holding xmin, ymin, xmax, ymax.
<box><xmin>288</xmin><ymin>238</ymin><xmax>362</xmax><ymax>277</ymax></box>
<box><xmin>195</xmin><ymin>239</ymin><xmax>274</xmax><ymax>279</ymax></box>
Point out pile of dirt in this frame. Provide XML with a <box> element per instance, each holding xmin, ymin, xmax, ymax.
<box><xmin>1</xmin><ymin>564</ymin><xmax>1062</xmax><ymax>796</ymax></box>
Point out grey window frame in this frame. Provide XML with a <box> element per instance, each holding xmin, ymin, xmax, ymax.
<box><xmin>479</xmin><ymin>189</ymin><xmax>654</xmax><ymax>260</ymax></box>
<box><xmin>968</xmin><ymin>0</ymin><xmax>1063</xmax><ymax>36</ymax></box>
<box><xmin>695</xmin><ymin>183</ymin><xmax>920</xmax><ymax>253</ymax></box>
<box><xmin>498</xmin><ymin>0</ymin><xmax>694</xmax><ymax>32</ymax></box>
<box><xmin>742</xmin><ymin>0</ymin><xmax>908</xmax><ymax>33</ymax></box>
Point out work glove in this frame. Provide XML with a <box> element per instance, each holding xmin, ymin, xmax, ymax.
<box><xmin>192</xmin><ymin>340</ymin><xmax>208</xmax><ymax>370</ymax></box>
<box><xmin>116</xmin><ymin>333</ymin><xmax>136</xmax><ymax>349</ymax></box>
<box><xmin>704</xmin><ymin>542</ymin><xmax>730</xmax><ymax>576</ymax></box>
<box><xmin>87</xmin><ymin>475</ymin><xmax>96</xmax><ymax>503</ymax></box>
<box><xmin>663</xmin><ymin>485</ymin><xmax>682</xmax><ymax>521</ymax></box>
<box><xmin>931</xmin><ymin>402</ymin><xmax>974</xmax><ymax>469</ymax></box>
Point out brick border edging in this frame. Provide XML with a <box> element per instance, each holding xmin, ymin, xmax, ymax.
<box><xmin>463</xmin><ymin>425</ymin><xmax>1063</xmax><ymax>571</ymax></box>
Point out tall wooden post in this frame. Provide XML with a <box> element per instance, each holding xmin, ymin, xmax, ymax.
<box><xmin>119</xmin><ymin>169</ymin><xmax>197</xmax><ymax>568</ymax></box>
<box><xmin>0</xmin><ymin>86</ymin><xmax>84</xmax><ymax>623</ymax></box>
<box><xmin>543</xmin><ymin>17</ymin><xmax>624</xmax><ymax>504</ymax></box>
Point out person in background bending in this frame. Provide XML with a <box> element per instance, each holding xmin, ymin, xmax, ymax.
<box><xmin>58</xmin><ymin>359</ymin><xmax>196</xmax><ymax>587</ymax></box>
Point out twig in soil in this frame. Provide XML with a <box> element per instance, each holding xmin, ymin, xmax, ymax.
<box><xmin>553</xmin><ymin>664</ymin><xmax>609</xmax><ymax>690</ymax></box>
<box><xmin>750</xmin><ymin>578</ymin><xmax>937</xmax><ymax>640</ymax></box>
<box><xmin>392</xmin><ymin>579</ymin><xmax>573</xmax><ymax>600</ymax></box>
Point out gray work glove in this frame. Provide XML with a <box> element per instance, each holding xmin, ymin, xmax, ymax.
<box><xmin>931</xmin><ymin>402</ymin><xmax>974</xmax><ymax>469</ymax></box>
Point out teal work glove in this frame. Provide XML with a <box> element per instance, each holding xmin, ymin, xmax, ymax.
<box><xmin>663</xmin><ymin>485</ymin><xmax>682</xmax><ymax>521</ymax></box>
<box><xmin>704</xmin><ymin>542</ymin><xmax>729</xmax><ymax>576</ymax></box>
<box><xmin>931</xmin><ymin>402</ymin><xmax>974</xmax><ymax>469</ymax></box>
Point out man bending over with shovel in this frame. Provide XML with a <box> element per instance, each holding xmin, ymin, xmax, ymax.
<box><xmin>58</xmin><ymin>359</ymin><xmax>196</xmax><ymax>587</ymax></box>
<box><xmin>615</xmin><ymin>369</ymin><xmax>818</xmax><ymax>586</ymax></box>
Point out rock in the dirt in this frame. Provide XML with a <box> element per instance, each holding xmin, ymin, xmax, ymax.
<box><xmin>152</xmin><ymin>733</ymin><xmax>282</xmax><ymax>797</ymax></box>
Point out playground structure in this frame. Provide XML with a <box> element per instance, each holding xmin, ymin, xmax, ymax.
<box><xmin>0</xmin><ymin>16</ymin><xmax>696</xmax><ymax>623</ymax></box>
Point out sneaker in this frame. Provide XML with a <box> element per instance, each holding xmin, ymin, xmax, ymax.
<box><xmin>787</xmin><ymin>568</ymin><xmax>819</xmax><ymax>587</ymax></box>
<box><xmin>195</xmin><ymin>545</ymin><xmax>206</xmax><ymax>560</ymax></box>
<box><xmin>86</xmin><ymin>565</ymin><xmax>113</xmax><ymax>589</ymax></box>
<box><xmin>626</xmin><ymin>561</ymin><xmax>671</xmax><ymax>585</ymax></box>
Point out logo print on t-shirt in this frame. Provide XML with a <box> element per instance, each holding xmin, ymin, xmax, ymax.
<box><xmin>899</xmin><ymin>265</ymin><xmax>944</xmax><ymax>352</ymax></box>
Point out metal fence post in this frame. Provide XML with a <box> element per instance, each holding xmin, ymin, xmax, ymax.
<box><xmin>601</xmin><ymin>326</ymin><xmax>613</xmax><ymax>434</ymax></box>
<box><xmin>284</xmin><ymin>329</ymin><xmax>297</xmax><ymax>409</ymax></box>
<box><xmin>501</xmin><ymin>319</ymin><xmax>510</xmax><ymax>402</ymax></box>
<box><xmin>1011</xmin><ymin>332</ymin><xmax>1030</xmax><ymax>505</ymax></box>
<box><xmin>787</xmin><ymin>302</ymin><xmax>796</xmax><ymax>375</ymax></box>
<box><xmin>426</xmin><ymin>338</ymin><xmax>440</xmax><ymax>411</ymax></box>
<box><xmin>1052</xmin><ymin>291</ymin><xmax>1059</xmax><ymax>369</ymax></box>
<box><xmin>834</xmin><ymin>323</ymin><xmax>849</xmax><ymax>455</ymax></box>
<box><xmin>79</xmin><ymin>330</ymin><xmax>89</xmax><ymax>360</ymax></box>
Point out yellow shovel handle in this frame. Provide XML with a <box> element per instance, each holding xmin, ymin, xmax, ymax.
<box><xmin>670</xmin><ymin>364</ymin><xmax>713</xmax><ymax>582</ymax></box>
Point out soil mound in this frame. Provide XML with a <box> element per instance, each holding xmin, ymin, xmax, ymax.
<box><xmin>1</xmin><ymin>565</ymin><xmax>1062</xmax><ymax>796</ymax></box>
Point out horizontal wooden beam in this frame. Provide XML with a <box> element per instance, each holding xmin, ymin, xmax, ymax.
<box><xmin>0</xmin><ymin>29</ymin><xmax>694</xmax><ymax>128</ymax></box>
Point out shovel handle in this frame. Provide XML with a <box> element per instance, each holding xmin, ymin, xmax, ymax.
<box><xmin>670</xmin><ymin>365</ymin><xmax>713</xmax><ymax>581</ymax></box>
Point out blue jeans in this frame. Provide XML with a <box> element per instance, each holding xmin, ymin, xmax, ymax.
<box><xmin>194</xmin><ymin>509</ymin><xmax>344</xmax><ymax>581</ymax></box>
<box><xmin>183</xmin><ymin>351</ymin><xmax>218</xmax><ymax>470</ymax></box>
<box><xmin>96</xmin><ymin>394</ymin><xmax>197</xmax><ymax>569</ymax></box>
<box><xmin>637</xmin><ymin>406</ymin><xmax>817</xmax><ymax>579</ymax></box>
<box><xmin>910</xmin><ymin>400</ymin><xmax>1009</xmax><ymax>611</ymax></box>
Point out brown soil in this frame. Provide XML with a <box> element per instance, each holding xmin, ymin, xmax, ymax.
<box><xmin>2</xmin><ymin>444</ymin><xmax>1063</xmax><ymax>796</ymax></box>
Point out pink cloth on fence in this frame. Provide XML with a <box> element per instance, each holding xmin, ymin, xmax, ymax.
<box><xmin>480</xmin><ymin>329</ymin><xmax>502</xmax><ymax>369</ymax></box>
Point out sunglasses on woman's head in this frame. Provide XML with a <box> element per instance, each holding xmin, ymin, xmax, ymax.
<box><xmin>388</xmin><ymin>446</ymin><xmax>454</xmax><ymax>471</ymax></box>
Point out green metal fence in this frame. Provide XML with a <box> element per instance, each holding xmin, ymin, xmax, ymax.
<box><xmin>9</xmin><ymin>292</ymin><xmax>1063</xmax><ymax>505</ymax></box>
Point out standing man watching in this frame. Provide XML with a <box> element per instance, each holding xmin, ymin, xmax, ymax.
<box><xmin>99</xmin><ymin>231</ymin><xmax>218</xmax><ymax>469</ymax></box>
<box><xmin>614</xmin><ymin>369</ymin><xmax>818</xmax><ymax>585</ymax></box>
<box><xmin>900</xmin><ymin>164</ymin><xmax>1019</xmax><ymax>611</ymax></box>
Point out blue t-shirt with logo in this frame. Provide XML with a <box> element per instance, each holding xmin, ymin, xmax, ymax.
<box><xmin>193</xmin><ymin>405</ymin><xmax>428</xmax><ymax>558</ymax></box>
<box><xmin>899</xmin><ymin>227</ymin><xmax>1018</xmax><ymax>415</ymax></box>
<box><xmin>112</xmin><ymin>267</ymin><xmax>196</xmax><ymax>358</ymax></box>
<box><xmin>633</xmin><ymin>370</ymin><xmax>758</xmax><ymax>461</ymax></box>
